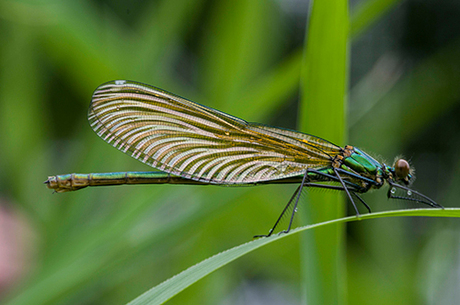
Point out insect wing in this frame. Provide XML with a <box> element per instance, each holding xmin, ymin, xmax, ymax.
<box><xmin>88</xmin><ymin>80</ymin><xmax>341</xmax><ymax>184</ymax></box>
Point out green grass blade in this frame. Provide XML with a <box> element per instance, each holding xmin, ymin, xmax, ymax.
<box><xmin>351</xmin><ymin>0</ymin><xmax>401</xmax><ymax>38</ymax></box>
<box><xmin>127</xmin><ymin>208</ymin><xmax>460</xmax><ymax>305</ymax></box>
<box><xmin>298</xmin><ymin>0</ymin><xmax>348</xmax><ymax>304</ymax></box>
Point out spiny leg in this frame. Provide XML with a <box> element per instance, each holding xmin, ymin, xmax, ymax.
<box><xmin>353</xmin><ymin>193</ymin><xmax>371</xmax><ymax>213</ymax></box>
<box><xmin>332</xmin><ymin>167</ymin><xmax>361</xmax><ymax>217</ymax></box>
<box><xmin>253</xmin><ymin>170</ymin><xmax>308</xmax><ymax>238</ymax></box>
<box><xmin>279</xmin><ymin>169</ymin><xmax>309</xmax><ymax>235</ymax></box>
<box><xmin>306</xmin><ymin>168</ymin><xmax>367</xmax><ymax>191</ymax></box>
<box><xmin>253</xmin><ymin>185</ymin><xmax>301</xmax><ymax>238</ymax></box>
<box><xmin>297</xmin><ymin>182</ymin><xmax>371</xmax><ymax>213</ymax></box>
<box><xmin>316</xmin><ymin>167</ymin><xmax>372</xmax><ymax>213</ymax></box>
<box><xmin>387</xmin><ymin>181</ymin><xmax>443</xmax><ymax>208</ymax></box>
<box><xmin>334</xmin><ymin>167</ymin><xmax>380</xmax><ymax>187</ymax></box>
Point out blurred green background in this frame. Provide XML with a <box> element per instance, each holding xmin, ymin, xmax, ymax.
<box><xmin>0</xmin><ymin>0</ymin><xmax>460</xmax><ymax>304</ymax></box>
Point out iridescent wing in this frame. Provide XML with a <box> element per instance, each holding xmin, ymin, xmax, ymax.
<box><xmin>88</xmin><ymin>80</ymin><xmax>342</xmax><ymax>184</ymax></box>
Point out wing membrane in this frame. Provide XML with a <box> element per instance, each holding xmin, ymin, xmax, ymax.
<box><xmin>88</xmin><ymin>80</ymin><xmax>342</xmax><ymax>184</ymax></box>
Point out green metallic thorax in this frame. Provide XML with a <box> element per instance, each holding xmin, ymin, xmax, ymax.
<box><xmin>341</xmin><ymin>146</ymin><xmax>390</xmax><ymax>189</ymax></box>
<box><xmin>343</xmin><ymin>148</ymin><xmax>379</xmax><ymax>175</ymax></box>
<box><xmin>306</xmin><ymin>146</ymin><xmax>390</xmax><ymax>192</ymax></box>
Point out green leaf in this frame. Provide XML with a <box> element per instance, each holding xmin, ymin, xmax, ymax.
<box><xmin>350</xmin><ymin>0</ymin><xmax>401</xmax><ymax>38</ymax></box>
<box><xmin>298</xmin><ymin>0</ymin><xmax>348</xmax><ymax>304</ymax></box>
<box><xmin>127</xmin><ymin>208</ymin><xmax>460</xmax><ymax>305</ymax></box>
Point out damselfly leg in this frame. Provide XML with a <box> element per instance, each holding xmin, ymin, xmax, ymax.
<box><xmin>254</xmin><ymin>167</ymin><xmax>374</xmax><ymax>238</ymax></box>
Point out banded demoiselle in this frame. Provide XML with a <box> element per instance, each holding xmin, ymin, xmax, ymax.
<box><xmin>45</xmin><ymin>80</ymin><xmax>443</xmax><ymax>237</ymax></box>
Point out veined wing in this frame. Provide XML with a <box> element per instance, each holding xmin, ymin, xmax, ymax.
<box><xmin>88</xmin><ymin>80</ymin><xmax>342</xmax><ymax>184</ymax></box>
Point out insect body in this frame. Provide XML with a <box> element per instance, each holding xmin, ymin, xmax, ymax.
<box><xmin>45</xmin><ymin>80</ymin><xmax>442</xmax><ymax>236</ymax></box>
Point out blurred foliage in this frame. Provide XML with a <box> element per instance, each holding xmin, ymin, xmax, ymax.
<box><xmin>0</xmin><ymin>0</ymin><xmax>459</xmax><ymax>304</ymax></box>
<box><xmin>299</xmin><ymin>1</ymin><xmax>348</xmax><ymax>304</ymax></box>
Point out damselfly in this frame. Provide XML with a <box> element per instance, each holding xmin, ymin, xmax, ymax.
<box><xmin>45</xmin><ymin>80</ymin><xmax>443</xmax><ymax>237</ymax></box>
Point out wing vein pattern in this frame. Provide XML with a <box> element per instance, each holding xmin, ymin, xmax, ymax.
<box><xmin>88</xmin><ymin>80</ymin><xmax>342</xmax><ymax>184</ymax></box>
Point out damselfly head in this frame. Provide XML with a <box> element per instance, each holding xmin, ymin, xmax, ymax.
<box><xmin>386</xmin><ymin>159</ymin><xmax>442</xmax><ymax>208</ymax></box>
<box><xmin>391</xmin><ymin>158</ymin><xmax>412</xmax><ymax>185</ymax></box>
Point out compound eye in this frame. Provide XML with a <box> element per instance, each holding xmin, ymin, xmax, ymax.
<box><xmin>394</xmin><ymin>159</ymin><xmax>410</xmax><ymax>179</ymax></box>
